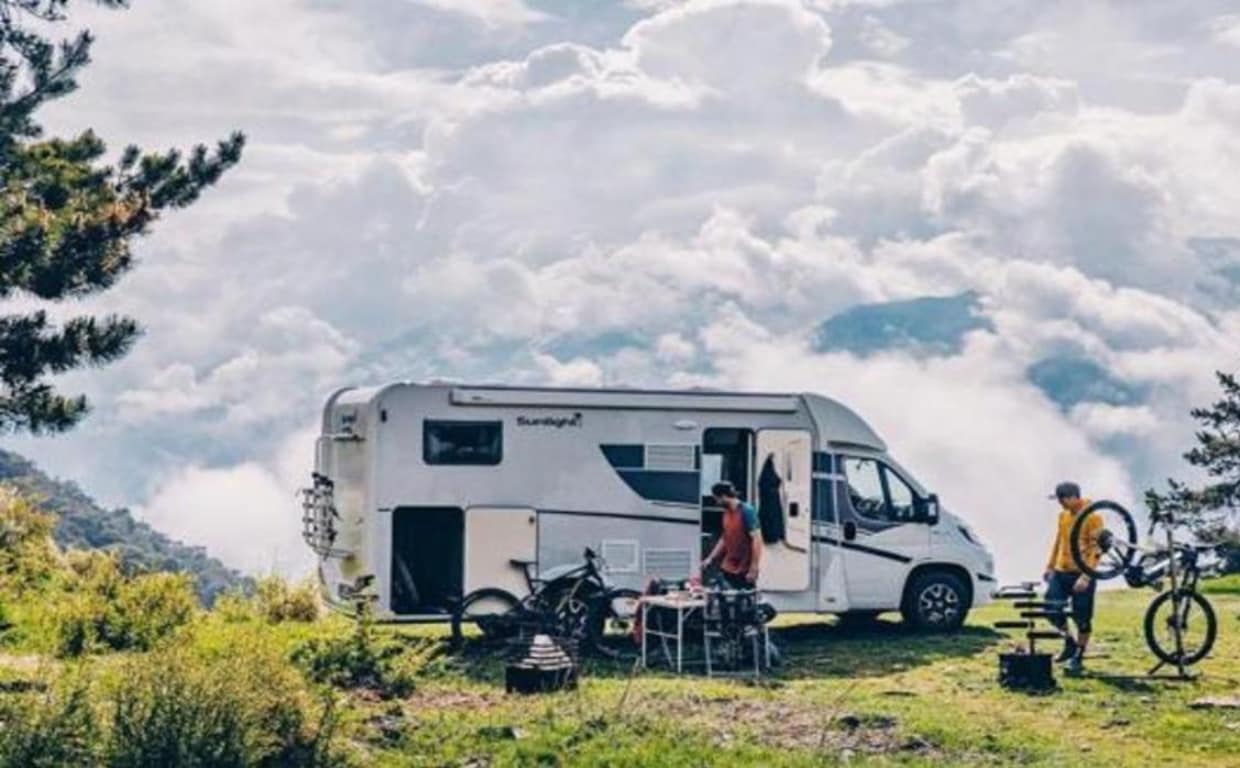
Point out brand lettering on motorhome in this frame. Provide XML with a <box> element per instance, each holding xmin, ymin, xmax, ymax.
<box><xmin>516</xmin><ymin>413</ymin><xmax>583</xmax><ymax>428</ymax></box>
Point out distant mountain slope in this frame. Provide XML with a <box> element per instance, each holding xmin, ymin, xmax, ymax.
<box><xmin>812</xmin><ymin>292</ymin><xmax>992</xmax><ymax>357</ymax></box>
<box><xmin>0</xmin><ymin>449</ymin><xmax>248</xmax><ymax>604</ymax></box>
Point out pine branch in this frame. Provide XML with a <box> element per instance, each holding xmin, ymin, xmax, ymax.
<box><xmin>0</xmin><ymin>0</ymin><xmax>234</xmax><ymax>434</ymax></box>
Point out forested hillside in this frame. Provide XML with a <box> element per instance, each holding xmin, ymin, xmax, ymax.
<box><xmin>0</xmin><ymin>449</ymin><xmax>247</xmax><ymax>603</ymax></box>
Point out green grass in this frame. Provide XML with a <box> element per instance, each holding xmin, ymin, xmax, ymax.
<box><xmin>4</xmin><ymin>584</ymin><xmax>1238</xmax><ymax>767</ymax></box>
<box><xmin>357</xmin><ymin>584</ymin><xmax>1240</xmax><ymax>766</ymax></box>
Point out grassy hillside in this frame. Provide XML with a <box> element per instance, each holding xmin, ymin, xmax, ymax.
<box><xmin>3</xmin><ymin>549</ymin><xmax>1238</xmax><ymax>767</ymax></box>
<box><xmin>0</xmin><ymin>449</ymin><xmax>246</xmax><ymax>603</ymax></box>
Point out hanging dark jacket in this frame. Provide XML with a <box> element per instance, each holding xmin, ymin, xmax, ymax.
<box><xmin>757</xmin><ymin>454</ymin><xmax>786</xmax><ymax>544</ymax></box>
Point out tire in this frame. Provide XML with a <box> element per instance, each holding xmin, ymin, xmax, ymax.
<box><xmin>451</xmin><ymin>588</ymin><xmax>520</xmax><ymax>646</ymax></box>
<box><xmin>1069</xmin><ymin>500</ymin><xmax>1138</xmax><ymax>580</ymax></box>
<box><xmin>1143</xmin><ymin>589</ymin><xmax>1217</xmax><ymax>666</ymax></box>
<box><xmin>901</xmin><ymin>571</ymin><xmax>969</xmax><ymax>632</ymax></box>
<box><xmin>586</xmin><ymin>588</ymin><xmax>642</xmax><ymax>659</ymax></box>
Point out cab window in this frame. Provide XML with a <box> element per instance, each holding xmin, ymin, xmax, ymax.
<box><xmin>842</xmin><ymin>457</ymin><xmax>886</xmax><ymax>520</ymax></box>
<box><xmin>842</xmin><ymin>456</ymin><xmax>920</xmax><ymax>523</ymax></box>
<box><xmin>884</xmin><ymin>469</ymin><xmax>916</xmax><ymax>521</ymax></box>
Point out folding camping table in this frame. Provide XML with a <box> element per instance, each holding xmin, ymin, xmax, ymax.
<box><xmin>638</xmin><ymin>592</ymin><xmax>706</xmax><ymax>674</ymax></box>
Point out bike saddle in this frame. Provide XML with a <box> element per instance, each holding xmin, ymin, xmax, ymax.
<box><xmin>509</xmin><ymin>558</ymin><xmax>536</xmax><ymax>568</ymax></box>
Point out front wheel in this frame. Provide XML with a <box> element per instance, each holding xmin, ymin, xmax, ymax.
<box><xmin>451</xmin><ymin>588</ymin><xmax>520</xmax><ymax>647</ymax></box>
<box><xmin>1070</xmin><ymin>500</ymin><xmax>1138</xmax><ymax>580</ymax></box>
<box><xmin>1143</xmin><ymin>589</ymin><xmax>1217</xmax><ymax>666</ymax></box>
<box><xmin>587</xmin><ymin>588</ymin><xmax>642</xmax><ymax>659</ymax></box>
<box><xmin>901</xmin><ymin>571</ymin><xmax>969</xmax><ymax>632</ymax></box>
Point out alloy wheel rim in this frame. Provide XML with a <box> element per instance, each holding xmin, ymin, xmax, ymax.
<box><xmin>918</xmin><ymin>583</ymin><xmax>960</xmax><ymax>625</ymax></box>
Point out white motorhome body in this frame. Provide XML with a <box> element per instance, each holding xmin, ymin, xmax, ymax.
<box><xmin>304</xmin><ymin>383</ymin><xmax>996</xmax><ymax>626</ymax></box>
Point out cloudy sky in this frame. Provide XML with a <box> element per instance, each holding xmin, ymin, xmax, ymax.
<box><xmin>12</xmin><ymin>0</ymin><xmax>1240</xmax><ymax>580</ymax></box>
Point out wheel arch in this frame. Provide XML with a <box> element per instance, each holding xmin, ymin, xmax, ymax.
<box><xmin>901</xmin><ymin>562</ymin><xmax>974</xmax><ymax>610</ymax></box>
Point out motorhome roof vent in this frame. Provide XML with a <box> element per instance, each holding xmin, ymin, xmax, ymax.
<box><xmin>644</xmin><ymin>443</ymin><xmax>696</xmax><ymax>472</ymax></box>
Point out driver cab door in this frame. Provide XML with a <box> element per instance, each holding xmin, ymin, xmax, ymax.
<box><xmin>754</xmin><ymin>429</ymin><xmax>812</xmax><ymax>591</ymax></box>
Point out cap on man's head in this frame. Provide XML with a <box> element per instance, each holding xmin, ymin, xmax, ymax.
<box><xmin>711</xmin><ymin>481</ymin><xmax>738</xmax><ymax>499</ymax></box>
<box><xmin>1049</xmin><ymin>481</ymin><xmax>1081</xmax><ymax>500</ymax></box>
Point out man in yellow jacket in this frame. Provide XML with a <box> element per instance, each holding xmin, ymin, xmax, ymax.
<box><xmin>1043</xmin><ymin>481</ymin><xmax>1102</xmax><ymax>675</ymax></box>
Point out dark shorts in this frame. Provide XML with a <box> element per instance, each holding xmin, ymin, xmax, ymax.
<box><xmin>1045</xmin><ymin>570</ymin><xmax>1096</xmax><ymax>633</ymax></box>
<box><xmin>720</xmin><ymin>570</ymin><xmax>754</xmax><ymax>590</ymax></box>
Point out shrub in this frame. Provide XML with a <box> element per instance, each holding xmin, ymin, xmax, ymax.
<box><xmin>0</xmin><ymin>487</ymin><xmax>61</xmax><ymax>595</ymax></box>
<box><xmin>50</xmin><ymin>552</ymin><xmax>196</xmax><ymax>657</ymax></box>
<box><xmin>255</xmin><ymin>575</ymin><xmax>321</xmax><ymax>623</ymax></box>
<box><xmin>291</xmin><ymin>607</ymin><xmax>414</xmax><ymax>699</ymax></box>
<box><xmin>105</xmin><ymin>645</ymin><xmax>340</xmax><ymax>768</ymax></box>
<box><xmin>0</xmin><ymin>676</ymin><xmax>99</xmax><ymax>767</ymax></box>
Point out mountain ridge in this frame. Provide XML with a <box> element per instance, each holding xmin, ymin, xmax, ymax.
<box><xmin>0</xmin><ymin>448</ymin><xmax>248</xmax><ymax>604</ymax></box>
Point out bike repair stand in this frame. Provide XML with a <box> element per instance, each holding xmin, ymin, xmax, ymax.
<box><xmin>1146</xmin><ymin>658</ymin><xmax>1197</xmax><ymax>681</ymax></box>
<box><xmin>993</xmin><ymin>582</ymin><xmax>1065</xmax><ymax>692</ymax></box>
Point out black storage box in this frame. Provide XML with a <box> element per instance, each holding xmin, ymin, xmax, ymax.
<box><xmin>505</xmin><ymin>665</ymin><xmax>578</xmax><ymax>694</ymax></box>
<box><xmin>504</xmin><ymin>634</ymin><xmax>578</xmax><ymax>695</ymax></box>
<box><xmin>998</xmin><ymin>652</ymin><xmax>1055</xmax><ymax>692</ymax></box>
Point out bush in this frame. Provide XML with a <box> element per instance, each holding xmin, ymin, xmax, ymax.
<box><xmin>255</xmin><ymin>576</ymin><xmax>321</xmax><ymax>623</ymax></box>
<box><xmin>0</xmin><ymin>676</ymin><xmax>99</xmax><ymax>767</ymax></box>
<box><xmin>0</xmin><ymin>487</ymin><xmax>61</xmax><ymax>595</ymax></box>
<box><xmin>50</xmin><ymin>552</ymin><xmax>196</xmax><ymax>657</ymax></box>
<box><xmin>105</xmin><ymin>645</ymin><xmax>340</xmax><ymax>768</ymax></box>
<box><xmin>0</xmin><ymin>642</ymin><xmax>342</xmax><ymax>768</ymax></box>
<box><xmin>291</xmin><ymin>608</ymin><xmax>415</xmax><ymax>699</ymax></box>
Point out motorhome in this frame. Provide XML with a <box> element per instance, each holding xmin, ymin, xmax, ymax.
<box><xmin>302</xmin><ymin>382</ymin><xmax>996</xmax><ymax>630</ymax></box>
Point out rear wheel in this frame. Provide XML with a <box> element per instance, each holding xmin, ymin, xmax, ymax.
<box><xmin>901</xmin><ymin>571</ymin><xmax>969</xmax><ymax>631</ymax></box>
<box><xmin>451</xmin><ymin>588</ymin><xmax>520</xmax><ymax>646</ymax></box>
<box><xmin>1143</xmin><ymin>589</ymin><xmax>1217</xmax><ymax>666</ymax></box>
<box><xmin>587</xmin><ymin>588</ymin><xmax>642</xmax><ymax>659</ymax></box>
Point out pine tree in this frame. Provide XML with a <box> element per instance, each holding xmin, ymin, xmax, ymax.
<box><xmin>0</xmin><ymin>0</ymin><xmax>244</xmax><ymax>433</ymax></box>
<box><xmin>1146</xmin><ymin>370</ymin><xmax>1240</xmax><ymax>570</ymax></box>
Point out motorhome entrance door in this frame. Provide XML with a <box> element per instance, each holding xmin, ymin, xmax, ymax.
<box><xmin>754</xmin><ymin>429</ymin><xmax>812</xmax><ymax>591</ymax></box>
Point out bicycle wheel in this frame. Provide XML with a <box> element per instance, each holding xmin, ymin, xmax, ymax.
<box><xmin>1143</xmin><ymin>589</ymin><xmax>1217</xmax><ymax>666</ymax></box>
<box><xmin>587</xmin><ymin>588</ymin><xmax>642</xmax><ymax>659</ymax></box>
<box><xmin>451</xmin><ymin>587</ymin><xmax>520</xmax><ymax>646</ymax></box>
<box><xmin>1069</xmin><ymin>500</ymin><xmax>1138</xmax><ymax>580</ymax></box>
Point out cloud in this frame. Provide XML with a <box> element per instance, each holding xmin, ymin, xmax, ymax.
<box><xmin>8</xmin><ymin>0</ymin><xmax>1240</xmax><ymax>584</ymax></box>
<box><xmin>139</xmin><ymin>462</ymin><xmax>309</xmax><ymax>576</ymax></box>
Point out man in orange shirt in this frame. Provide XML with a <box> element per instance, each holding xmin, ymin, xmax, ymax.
<box><xmin>1043</xmin><ymin>481</ymin><xmax>1102</xmax><ymax>675</ymax></box>
<box><xmin>702</xmin><ymin>481</ymin><xmax>763</xmax><ymax>589</ymax></box>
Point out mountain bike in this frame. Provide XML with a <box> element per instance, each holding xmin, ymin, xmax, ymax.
<box><xmin>451</xmin><ymin>547</ymin><xmax>641</xmax><ymax>659</ymax></box>
<box><xmin>1069</xmin><ymin>500</ymin><xmax>1218</xmax><ymax>673</ymax></box>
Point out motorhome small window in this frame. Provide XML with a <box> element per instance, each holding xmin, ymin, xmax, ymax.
<box><xmin>883</xmin><ymin>468</ymin><xmax>916</xmax><ymax>521</ymax></box>
<box><xmin>842</xmin><ymin>457</ymin><xmax>887</xmax><ymax>520</ymax></box>
<box><xmin>423</xmin><ymin>420</ymin><xmax>502</xmax><ymax>465</ymax></box>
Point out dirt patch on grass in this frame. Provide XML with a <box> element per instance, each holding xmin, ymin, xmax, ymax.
<box><xmin>404</xmin><ymin>685</ymin><xmax>505</xmax><ymax>713</ymax></box>
<box><xmin>628</xmin><ymin>690</ymin><xmax>940</xmax><ymax>757</ymax></box>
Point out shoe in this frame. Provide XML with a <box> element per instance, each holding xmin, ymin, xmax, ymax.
<box><xmin>1055</xmin><ymin>637</ymin><xmax>1078</xmax><ymax>663</ymax></box>
<box><xmin>1064</xmin><ymin>653</ymin><xmax>1084</xmax><ymax>677</ymax></box>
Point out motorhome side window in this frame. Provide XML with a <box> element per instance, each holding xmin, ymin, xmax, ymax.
<box><xmin>423</xmin><ymin>420</ymin><xmax>502</xmax><ymax>465</ymax></box>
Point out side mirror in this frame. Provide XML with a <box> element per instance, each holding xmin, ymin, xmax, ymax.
<box><xmin>843</xmin><ymin>520</ymin><xmax>857</xmax><ymax>541</ymax></box>
<box><xmin>919</xmin><ymin>493</ymin><xmax>940</xmax><ymax>525</ymax></box>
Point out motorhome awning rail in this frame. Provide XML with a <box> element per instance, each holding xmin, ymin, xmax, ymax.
<box><xmin>450</xmin><ymin>387</ymin><xmax>801</xmax><ymax>413</ymax></box>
